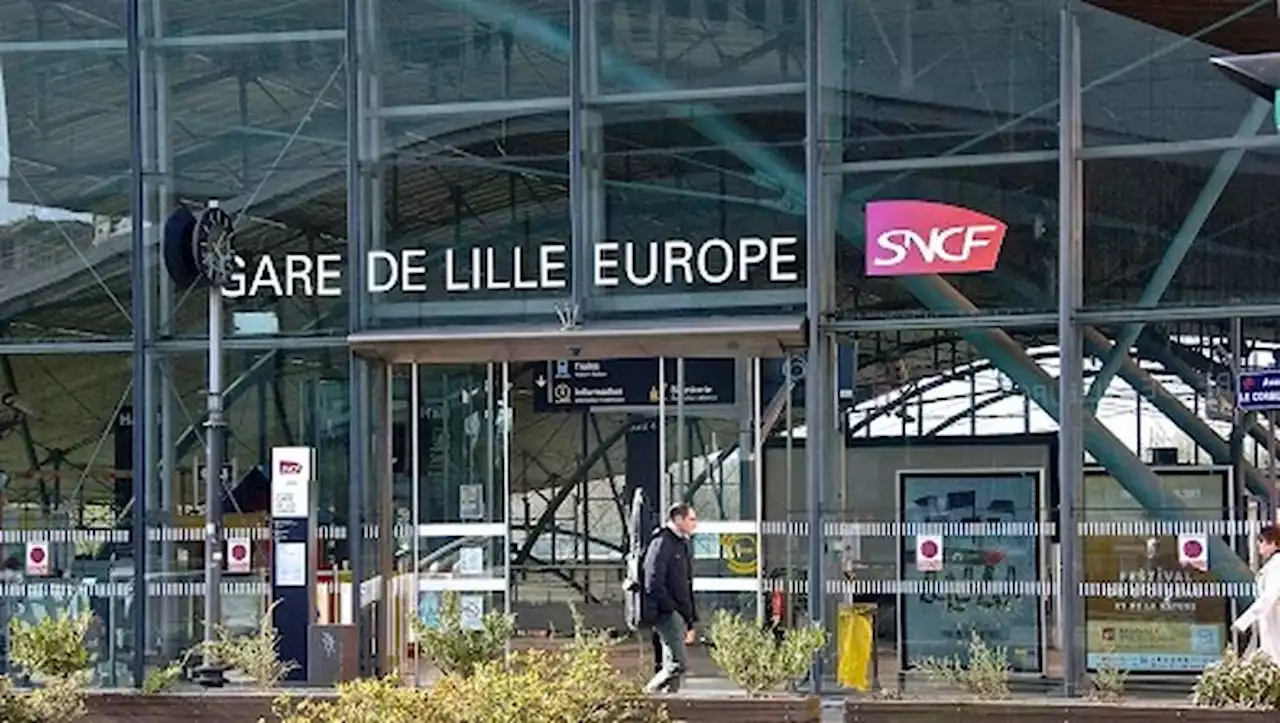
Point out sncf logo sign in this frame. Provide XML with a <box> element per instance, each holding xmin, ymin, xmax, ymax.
<box><xmin>864</xmin><ymin>200</ymin><xmax>1008</xmax><ymax>276</ymax></box>
<box><xmin>278</xmin><ymin>460</ymin><xmax>304</xmax><ymax>475</ymax></box>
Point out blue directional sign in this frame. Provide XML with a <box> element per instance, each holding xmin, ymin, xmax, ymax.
<box><xmin>533</xmin><ymin>358</ymin><xmax>735</xmax><ymax>411</ymax></box>
<box><xmin>1237</xmin><ymin>369</ymin><xmax>1280</xmax><ymax>412</ymax></box>
<box><xmin>758</xmin><ymin>345</ymin><xmax>858</xmax><ymax>407</ymax></box>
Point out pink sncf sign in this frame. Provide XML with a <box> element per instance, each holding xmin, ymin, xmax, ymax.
<box><xmin>864</xmin><ymin>200</ymin><xmax>1008</xmax><ymax>277</ymax></box>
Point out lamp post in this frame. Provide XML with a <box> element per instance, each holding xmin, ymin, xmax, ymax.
<box><xmin>164</xmin><ymin>200</ymin><xmax>237</xmax><ymax>687</ymax></box>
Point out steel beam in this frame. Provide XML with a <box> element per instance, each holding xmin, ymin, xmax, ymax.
<box><xmin>1081</xmin><ymin>326</ymin><xmax>1275</xmax><ymax>493</ymax></box>
<box><xmin>1136</xmin><ymin>332</ymin><xmax>1278</xmax><ymax>496</ymax></box>
<box><xmin>1084</xmin><ymin>99</ymin><xmax>1270</xmax><ymax>410</ymax></box>
<box><xmin>511</xmin><ymin>422</ymin><xmax>629</xmax><ymax>566</ymax></box>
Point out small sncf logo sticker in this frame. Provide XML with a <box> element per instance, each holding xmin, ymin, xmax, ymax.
<box><xmin>865</xmin><ymin>200</ymin><xmax>1008</xmax><ymax>276</ymax></box>
<box><xmin>278</xmin><ymin>460</ymin><xmax>304</xmax><ymax>475</ymax></box>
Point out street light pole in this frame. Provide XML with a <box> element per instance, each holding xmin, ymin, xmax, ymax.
<box><xmin>190</xmin><ymin>199</ymin><xmax>235</xmax><ymax>688</ymax></box>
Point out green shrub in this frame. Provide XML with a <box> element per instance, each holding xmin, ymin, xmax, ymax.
<box><xmin>707</xmin><ymin>609</ymin><xmax>828</xmax><ymax>696</ymax></box>
<box><xmin>8</xmin><ymin>612</ymin><xmax>93</xmax><ymax>681</ymax></box>
<box><xmin>412</xmin><ymin>591</ymin><xmax>515</xmax><ymax>677</ymax></box>
<box><xmin>916</xmin><ymin>630</ymin><xmax>1011</xmax><ymax>700</ymax></box>
<box><xmin>1193</xmin><ymin>649</ymin><xmax>1280</xmax><ymax>710</ymax></box>
<box><xmin>0</xmin><ymin>613</ymin><xmax>95</xmax><ymax>721</ymax></box>
<box><xmin>203</xmin><ymin>599</ymin><xmax>298</xmax><ymax>689</ymax></box>
<box><xmin>272</xmin><ymin>676</ymin><xmax>438</xmax><ymax>723</ymax></box>
<box><xmin>274</xmin><ymin>633</ymin><xmax>665</xmax><ymax>723</ymax></box>
<box><xmin>1089</xmin><ymin>644</ymin><xmax>1129</xmax><ymax>701</ymax></box>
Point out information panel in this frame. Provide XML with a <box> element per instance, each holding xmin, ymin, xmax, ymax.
<box><xmin>898</xmin><ymin>471</ymin><xmax>1044</xmax><ymax>673</ymax></box>
<box><xmin>532</xmin><ymin>358</ymin><xmax>734</xmax><ymax>411</ymax></box>
<box><xmin>1083</xmin><ymin>468</ymin><xmax>1229</xmax><ymax>673</ymax></box>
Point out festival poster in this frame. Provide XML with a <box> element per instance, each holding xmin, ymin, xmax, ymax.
<box><xmin>899</xmin><ymin>471</ymin><xmax>1043</xmax><ymax>673</ymax></box>
<box><xmin>1082</xmin><ymin>469</ymin><xmax>1228</xmax><ymax>672</ymax></box>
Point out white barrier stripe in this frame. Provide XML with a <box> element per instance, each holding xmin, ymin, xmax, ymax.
<box><xmin>0</xmin><ymin>529</ymin><xmax>130</xmax><ymax>544</ymax></box>
<box><xmin>760</xmin><ymin>520</ymin><xmax>1258</xmax><ymax>538</ymax></box>
<box><xmin>759</xmin><ymin>578</ymin><xmax>1258</xmax><ymax>598</ymax></box>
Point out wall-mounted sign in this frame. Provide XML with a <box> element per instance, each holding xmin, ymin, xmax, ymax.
<box><xmin>1083</xmin><ymin>469</ymin><xmax>1228</xmax><ymax>673</ymax></box>
<box><xmin>898</xmin><ymin>470</ymin><xmax>1043</xmax><ymax>674</ymax></box>
<box><xmin>270</xmin><ymin>446</ymin><xmax>314</xmax><ymax>519</ymax></box>
<box><xmin>533</xmin><ymin>358</ymin><xmax>736</xmax><ymax>412</ymax></box>
<box><xmin>221</xmin><ymin>236</ymin><xmax>802</xmax><ymax>298</ymax></box>
<box><xmin>1236</xmin><ymin>370</ymin><xmax>1280</xmax><ymax>412</ymax></box>
<box><xmin>865</xmin><ymin>201</ymin><xmax>1007</xmax><ymax>277</ymax></box>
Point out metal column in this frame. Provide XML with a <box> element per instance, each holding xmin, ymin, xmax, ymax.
<box><xmin>126</xmin><ymin>0</ymin><xmax>148</xmax><ymax>688</ymax></box>
<box><xmin>1057</xmin><ymin>6</ymin><xmax>1085</xmax><ymax>697</ymax></box>
<box><xmin>803</xmin><ymin>0</ymin><xmax>839</xmax><ymax>692</ymax></box>
<box><xmin>345</xmin><ymin>0</ymin><xmax>369</xmax><ymax>674</ymax></box>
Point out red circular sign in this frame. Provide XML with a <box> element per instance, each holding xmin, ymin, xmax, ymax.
<box><xmin>919</xmin><ymin>539</ymin><xmax>939</xmax><ymax>559</ymax></box>
<box><xmin>1182</xmin><ymin>539</ymin><xmax>1204</xmax><ymax>559</ymax></box>
<box><xmin>231</xmin><ymin>544</ymin><xmax>247</xmax><ymax>561</ymax></box>
<box><xmin>28</xmin><ymin>547</ymin><xmax>44</xmax><ymax>564</ymax></box>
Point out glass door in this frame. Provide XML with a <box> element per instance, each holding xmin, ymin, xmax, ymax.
<box><xmin>660</xmin><ymin>358</ymin><xmax>765</xmax><ymax>629</ymax></box>
<box><xmin>396</xmin><ymin>363</ymin><xmax>510</xmax><ymax>680</ymax></box>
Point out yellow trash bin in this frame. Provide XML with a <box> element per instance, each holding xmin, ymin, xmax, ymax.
<box><xmin>837</xmin><ymin>605</ymin><xmax>874</xmax><ymax>691</ymax></box>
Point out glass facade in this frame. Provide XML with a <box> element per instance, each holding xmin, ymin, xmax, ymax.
<box><xmin>0</xmin><ymin>0</ymin><xmax>1277</xmax><ymax>694</ymax></box>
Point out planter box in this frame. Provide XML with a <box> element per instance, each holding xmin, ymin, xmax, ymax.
<box><xmin>661</xmin><ymin>695</ymin><xmax>821</xmax><ymax>723</ymax></box>
<box><xmin>85</xmin><ymin>692</ymin><xmax>278</xmax><ymax>723</ymax></box>
<box><xmin>844</xmin><ymin>700</ymin><xmax>1276</xmax><ymax>723</ymax></box>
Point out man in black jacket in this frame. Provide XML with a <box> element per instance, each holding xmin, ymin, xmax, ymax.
<box><xmin>641</xmin><ymin>502</ymin><xmax>699</xmax><ymax>694</ymax></box>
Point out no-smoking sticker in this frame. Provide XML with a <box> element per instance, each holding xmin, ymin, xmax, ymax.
<box><xmin>1178</xmin><ymin>533</ymin><xmax>1208</xmax><ymax>571</ymax></box>
<box><xmin>25</xmin><ymin>541</ymin><xmax>48</xmax><ymax>577</ymax></box>
<box><xmin>226</xmin><ymin>538</ymin><xmax>251</xmax><ymax>574</ymax></box>
<box><xmin>916</xmin><ymin>535</ymin><xmax>944</xmax><ymax>572</ymax></box>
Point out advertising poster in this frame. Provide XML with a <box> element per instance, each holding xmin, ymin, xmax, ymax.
<box><xmin>1083</xmin><ymin>469</ymin><xmax>1228</xmax><ymax>673</ymax></box>
<box><xmin>899</xmin><ymin>471</ymin><xmax>1043</xmax><ymax>673</ymax></box>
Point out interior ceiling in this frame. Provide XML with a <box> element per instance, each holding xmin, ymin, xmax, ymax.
<box><xmin>1086</xmin><ymin>0</ymin><xmax>1280</xmax><ymax>53</ymax></box>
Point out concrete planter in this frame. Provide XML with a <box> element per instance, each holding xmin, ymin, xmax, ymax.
<box><xmin>660</xmin><ymin>694</ymin><xmax>822</xmax><ymax>723</ymax></box>
<box><xmin>81</xmin><ymin>690</ymin><xmax>823</xmax><ymax>723</ymax></box>
<box><xmin>844</xmin><ymin>700</ymin><xmax>1276</xmax><ymax>723</ymax></box>
<box><xmin>85</xmin><ymin>691</ymin><xmax>278</xmax><ymax>722</ymax></box>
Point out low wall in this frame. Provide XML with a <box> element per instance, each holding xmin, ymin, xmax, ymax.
<box><xmin>844</xmin><ymin>701</ymin><xmax>1274</xmax><ymax>723</ymax></box>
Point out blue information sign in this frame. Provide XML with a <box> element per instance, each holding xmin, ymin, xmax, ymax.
<box><xmin>533</xmin><ymin>358</ymin><xmax>735</xmax><ymax>412</ymax></box>
<box><xmin>1237</xmin><ymin>370</ymin><xmax>1280</xmax><ymax>412</ymax></box>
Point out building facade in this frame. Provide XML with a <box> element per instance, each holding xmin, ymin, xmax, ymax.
<box><xmin>0</xmin><ymin>0</ymin><xmax>1277</xmax><ymax>691</ymax></box>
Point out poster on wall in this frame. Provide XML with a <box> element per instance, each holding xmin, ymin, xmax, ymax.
<box><xmin>899</xmin><ymin>471</ymin><xmax>1043</xmax><ymax>673</ymax></box>
<box><xmin>1083</xmin><ymin>468</ymin><xmax>1229</xmax><ymax>673</ymax></box>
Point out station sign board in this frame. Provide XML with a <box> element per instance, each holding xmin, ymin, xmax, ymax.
<box><xmin>1236</xmin><ymin>370</ymin><xmax>1280</xmax><ymax>412</ymax></box>
<box><xmin>533</xmin><ymin>358</ymin><xmax>735</xmax><ymax>412</ymax></box>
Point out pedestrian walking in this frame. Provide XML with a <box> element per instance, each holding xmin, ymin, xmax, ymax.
<box><xmin>641</xmin><ymin>503</ymin><xmax>699</xmax><ymax>694</ymax></box>
<box><xmin>1234</xmin><ymin>525</ymin><xmax>1280</xmax><ymax>662</ymax></box>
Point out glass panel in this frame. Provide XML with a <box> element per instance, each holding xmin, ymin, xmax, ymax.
<box><xmin>0</xmin><ymin>2</ymin><xmax>134</xmax><ymax>342</ymax></box>
<box><xmin>0</xmin><ymin>352</ymin><xmax>134</xmax><ymax>683</ymax></box>
<box><xmin>835</xmin><ymin>161</ymin><xmax>1059</xmax><ymax>319</ymax></box>
<box><xmin>1079</xmin><ymin>2</ymin><xmax>1271</xmax><ymax>147</ymax></box>
<box><xmin>144</xmin><ymin>1</ymin><xmax>349</xmax><ymax>339</ymax></box>
<box><xmin>765</xmin><ymin>326</ymin><xmax>1057</xmax><ymax>687</ymax></box>
<box><xmin>1083</xmin><ymin>148</ymin><xmax>1280</xmax><ymax>311</ymax></box>
<box><xmin>592</xmin><ymin>0</ymin><xmax>806</xmax><ymax>95</ymax></box>
<box><xmin>835</xmin><ymin>0</ymin><xmax>1060</xmax><ymax>163</ymax></box>
<box><xmin>365</xmin><ymin>113</ymin><xmax>572</xmax><ymax>329</ymax></box>
<box><xmin>590</xmin><ymin>96</ymin><xmax>807</xmax><ymax>320</ymax></box>
<box><xmin>374</xmin><ymin>0</ymin><xmax>569</xmax><ymax>107</ymax></box>
<box><xmin>145</xmin><ymin>348</ymin><xmax>351</xmax><ymax>673</ymax></box>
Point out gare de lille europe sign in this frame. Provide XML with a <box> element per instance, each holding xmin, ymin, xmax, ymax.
<box><xmin>221</xmin><ymin>236</ymin><xmax>801</xmax><ymax>298</ymax></box>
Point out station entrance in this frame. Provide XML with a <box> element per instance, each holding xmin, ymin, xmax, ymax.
<box><xmin>349</xmin><ymin>319</ymin><xmax>812</xmax><ymax>679</ymax></box>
